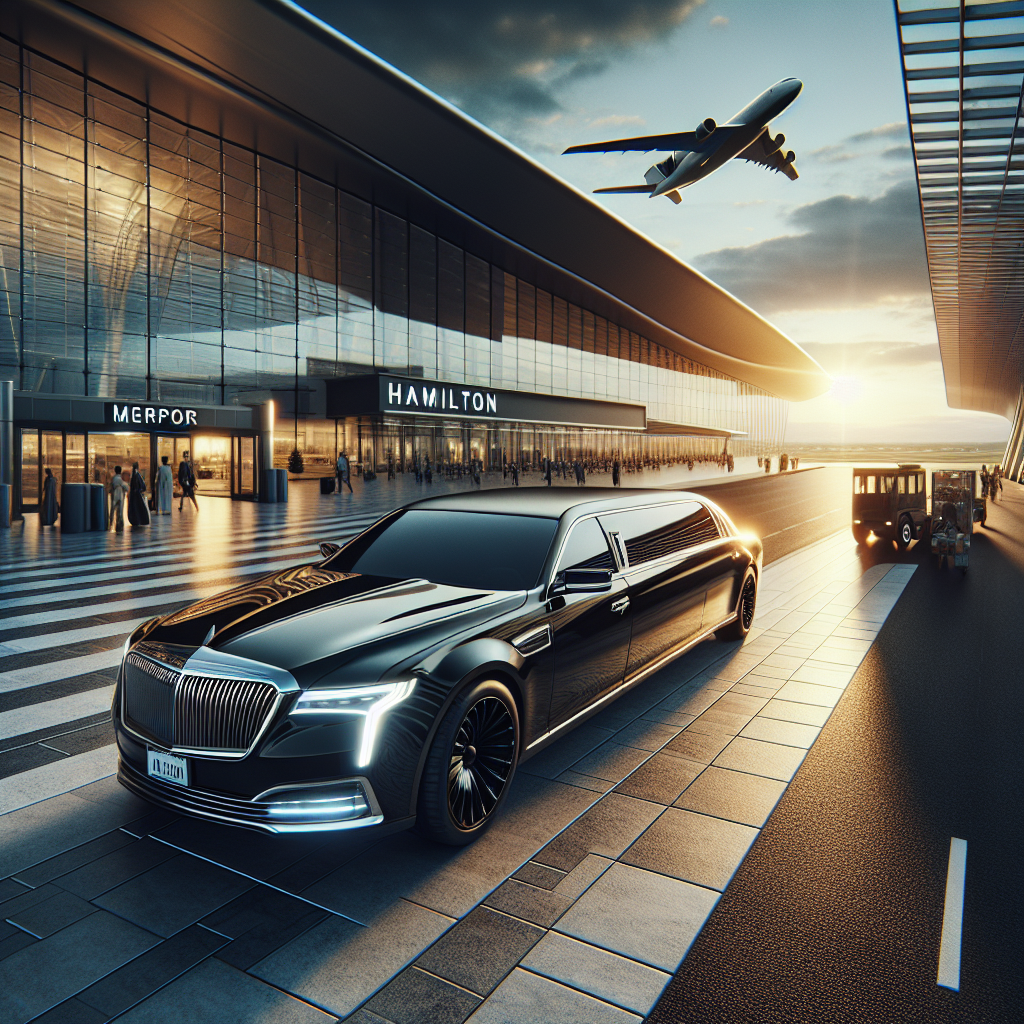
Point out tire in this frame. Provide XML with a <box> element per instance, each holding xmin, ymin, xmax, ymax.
<box><xmin>852</xmin><ymin>523</ymin><xmax>869</xmax><ymax>545</ymax></box>
<box><xmin>717</xmin><ymin>571</ymin><xmax>757</xmax><ymax>642</ymax></box>
<box><xmin>896</xmin><ymin>517</ymin><xmax>913</xmax><ymax>551</ymax></box>
<box><xmin>417</xmin><ymin>679</ymin><xmax>519</xmax><ymax>845</ymax></box>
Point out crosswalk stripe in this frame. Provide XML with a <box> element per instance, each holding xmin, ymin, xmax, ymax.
<box><xmin>0</xmin><ymin>686</ymin><xmax>115</xmax><ymax>741</ymax></box>
<box><xmin>0</xmin><ymin>648</ymin><xmax>124</xmax><ymax>694</ymax></box>
<box><xmin>0</xmin><ymin>744</ymin><xmax>117</xmax><ymax>815</ymax></box>
<box><xmin>0</xmin><ymin>618</ymin><xmax>152</xmax><ymax>657</ymax></box>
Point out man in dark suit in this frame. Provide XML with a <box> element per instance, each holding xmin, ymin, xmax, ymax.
<box><xmin>178</xmin><ymin>450</ymin><xmax>199</xmax><ymax>512</ymax></box>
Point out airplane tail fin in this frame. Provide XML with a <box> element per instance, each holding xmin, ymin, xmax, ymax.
<box><xmin>667</xmin><ymin>190</ymin><xmax>682</xmax><ymax>205</ymax></box>
<box><xmin>594</xmin><ymin>184</ymin><xmax>656</xmax><ymax>194</ymax></box>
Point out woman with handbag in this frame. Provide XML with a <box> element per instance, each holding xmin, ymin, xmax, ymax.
<box><xmin>127</xmin><ymin>461</ymin><xmax>151</xmax><ymax>527</ymax></box>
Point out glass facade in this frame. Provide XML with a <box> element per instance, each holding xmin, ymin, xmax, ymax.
<box><xmin>0</xmin><ymin>35</ymin><xmax>788</xmax><ymax>473</ymax></box>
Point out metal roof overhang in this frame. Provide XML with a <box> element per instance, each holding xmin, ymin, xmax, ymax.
<box><xmin>2</xmin><ymin>0</ymin><xmax>830</xmax><ymax>402</ymax></box>
<box><xmin>896</xmin><ymin>0</ymin><xmax>1024</xmax><ymax>422</ymax></box>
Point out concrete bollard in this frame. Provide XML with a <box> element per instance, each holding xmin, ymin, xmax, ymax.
<box><xmin>0</xmin><ymin>482</ymin><xmax>9</xmax><ymax>529</ymax></box>
<box><xmin>276</xmin><ymin>468</ymin><xmax>288</xmax><ymax>503</ymax></box>
<box><xmin>60</xmin><ymin>482</ymin><xmax>88</xmax><ymax>533</ymax></box>
<box><xmin>90</xmin><ymin>483</ymin><xmax>108</xmax><ymax>531</ymax></box>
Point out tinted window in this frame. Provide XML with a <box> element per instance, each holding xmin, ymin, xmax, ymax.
<box><xmin>555</xmin><ymin>518</ymin><xmax>615</xmax><ymax>576</ymax></box>
<box><xmin>854</xmin><ymin>475</ymin><xmax>865</xmax><ymax>494</ymax></box>
<box><xmin>898</xmin><ymin>476</ymin><xmax>906</xmax><ymax>494</ymax></box>
<box><xmin>867</xmin><ymin>476</ymin><xmax>876</xmax><ymax>494</ymax></box>
<box><xmin>601</xmin><ymin>502</ymin><xmax>718</xmax><ymax>567</ymax></box>
<box><xmin>332</xmin><ymin>510</ymin><xmax>558</xmax><ymax>590</ymax></box>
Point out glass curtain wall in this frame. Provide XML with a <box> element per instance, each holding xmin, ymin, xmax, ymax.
<box><xmin>0</xmin><ymin>36</ymin><xmax>788</xmax><ymax>464</ymax></box>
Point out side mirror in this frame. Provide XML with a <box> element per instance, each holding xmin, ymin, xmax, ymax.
<box><xmin>563</xmin><ymin>568</ymin><xmax>613</xmax><ymax>593</ymax></box>
<box><xmin>319</xmin><ymin>541</ymin><xmax>341</xmax><ymax>560</ymax></box>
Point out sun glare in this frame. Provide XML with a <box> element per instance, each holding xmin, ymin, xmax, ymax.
<box><xmin>829</xmin><ymin>375</ymin><xmax>863</xmax><ymax>405</ymax></box>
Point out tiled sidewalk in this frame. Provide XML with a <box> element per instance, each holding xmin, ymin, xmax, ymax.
<box><xmin>0</xmin><ymin>532</ymin><xmax>916</xmax><ymax>1024</ymax></box>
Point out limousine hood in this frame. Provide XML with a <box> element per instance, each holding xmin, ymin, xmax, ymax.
<box><xmin>144</xmin><ymin>563</ymin><xmax>525</xmax><ymax>675</ymax></box>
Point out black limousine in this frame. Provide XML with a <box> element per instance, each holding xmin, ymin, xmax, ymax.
<box><xmin>114</xmin><ymin>489</ymin><xmax>762</xmax><ymax>844</ymax></box>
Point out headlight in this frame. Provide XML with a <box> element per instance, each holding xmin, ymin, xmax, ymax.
<box><xmin>291</xmin><ymin>680</ymin><xmax>416</xmax><ymax>766</ymax></box>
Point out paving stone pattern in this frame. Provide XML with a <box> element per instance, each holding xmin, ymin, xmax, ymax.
<box><xmin>1</xmin><ymin>505</ymin><xmax>914</xmax><ymax>1022</ymax></box>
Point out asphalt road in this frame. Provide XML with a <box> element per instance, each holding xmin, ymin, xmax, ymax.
<box><xmin>692</xmin><ymin>466</ymin><xmax>852</xmax><ymax>565</ymax></box>
<box><xmin>649</xmin><ymin>479</ymin><xmax>1024</xmax><ymax>1023</ymax></box>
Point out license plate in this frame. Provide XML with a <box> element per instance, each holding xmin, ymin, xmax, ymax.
<box><xmin>147</xmin><ymin>749</ymin><xmax>189</xmax><ymax>787</ymax></box>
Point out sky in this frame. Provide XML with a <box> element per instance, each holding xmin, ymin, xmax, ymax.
<box><xmin>300</xmin><ymin>0</ymin><xmax>1012</xmax><ymax>446</ymax></box>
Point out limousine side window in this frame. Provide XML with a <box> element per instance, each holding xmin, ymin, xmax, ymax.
<box><xmin>600</xmin><ymin>502</ymin><xmax>718</xmax><ymax>568</ymax></box>
<box><xmin>554</xmin><ymin>518</ymin><xmax>616</xmax><ymax>578</ymax></box>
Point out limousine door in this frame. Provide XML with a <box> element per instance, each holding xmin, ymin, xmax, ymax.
<box><xmin>600</xmin><ymin>502</ymin><xmax>715</xmax><ymax>680</ymax></box>
<box><xmin>547</xmin><ymin>518</ymin><xmax>632</xmax><ymax>729</ymax></box>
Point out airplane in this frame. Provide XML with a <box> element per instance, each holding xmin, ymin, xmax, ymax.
<box><xmin>563</xmin><ymin>78</ymin><xmax>803</xmax><ymax>204</ymax></box>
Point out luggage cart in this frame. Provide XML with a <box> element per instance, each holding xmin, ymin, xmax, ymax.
<box><xmin>929</xmin><ymin>470</ymin><xmax>982</xmax><ymax>573</ymax></box>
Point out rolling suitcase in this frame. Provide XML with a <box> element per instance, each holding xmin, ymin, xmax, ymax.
<box><xmin>320</xmin><ymin>476</ymin><xmax>335</xmax><ymax>494</ymax></box>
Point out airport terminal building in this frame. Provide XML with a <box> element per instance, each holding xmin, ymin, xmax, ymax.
<box><xmin>0</xmin><ymin>0</ymin><xmax>827</xmax><ymax>512</ymax></box>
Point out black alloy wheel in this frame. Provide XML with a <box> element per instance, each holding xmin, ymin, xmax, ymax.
<box><xmin>717</xmin><ymin>571</ymin><xmax>757</xmax><ymax>641</ymax></box>
<box><xmin>447</xmin><ymin>696</ymin><xmax>516</xmax><ymax>830</ymax></box>
<box><xmin>739</xmin><ymin>574</ymin><xmax>757</xmax><ymax>630</ymax></box>
<box><xmin>897</xmin><ymin>517</ymin><xmax>914</xmax><ymax>551</ymax></box>
<box><xmin>417</xmin><ymin>678</ymin><xmax>520</xmax><ymax>845</ymax></box>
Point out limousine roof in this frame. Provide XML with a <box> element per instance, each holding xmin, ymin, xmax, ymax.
<box><xmin>406</xmin><ymin>487</ymin><xmax>707</xmax><ymax>520</ymax></box>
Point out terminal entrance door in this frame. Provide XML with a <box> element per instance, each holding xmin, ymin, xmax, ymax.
<box><xmin>190</xmin><ymin>434</ymin><xmax>230</xmax><ymax>496</ymax></box>
<box><xmin>231</xmin><ymin>436</ymin><xmax>256</xmax><ymax>498</ymax></box>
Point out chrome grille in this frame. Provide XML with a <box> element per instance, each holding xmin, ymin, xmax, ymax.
<box><xmin>124</xmin><ymin>652</ymin><xmax>177</xmax><ymax>747</ymax></box>
<box><xmin>122</xmin><ymin>652</ymin><xmax>279</xmax><ymax>755</ymax></box>
<box><xmin>175</xmin><ymin>674</ymin><xmax>278</xmax><ymax>752</ymax></box>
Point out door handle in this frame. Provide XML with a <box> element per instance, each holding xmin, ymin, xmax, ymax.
<box><xmin>611</xmin><ymin>596</ymin><xmax>630</xmax><ymax>615</ymax></box>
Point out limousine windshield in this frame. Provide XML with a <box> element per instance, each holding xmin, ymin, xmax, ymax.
<box><xmin>331</xmin><ymin>509</ymin><xmax>560</xmax><ymax>591</ymax></box>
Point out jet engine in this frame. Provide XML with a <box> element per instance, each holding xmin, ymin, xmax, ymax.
<box><xmin>763</xmin><ymin>132</ymin><xmax>785</xmax><ymax>155</ymax></box>
<box><xmin>695</xmin><ymin>117</ymin><xmax>717</xmax><ymax>142</ymax></box>
<box><xmin>784</xmin><ymin>150</ymin><xmax>796</xmax><ymax>165</ymax></box>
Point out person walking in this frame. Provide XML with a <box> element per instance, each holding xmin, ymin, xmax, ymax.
<box><xmin>40</xmin><ymin>467</ymin><xmax>59</xmax><ymax>526</ymax></box>
<box><xmin>127</xmin><ymin>461</ymin><xmax>151</xmax><ymax>527</ymax></box>
<box><xmin>612</xmin><ymin>458</ymin><xmax>621</xmax><ymax>487</ymax></box>
<box><xmin>336</xmin><ymin>450</ymin><xmax>352</xmax><ymax>493</ymax></box>
<box><xmin>156</xmin><ymin>455</ymin><xmax>173</xmax><ymax>515</ymax></box>
<box><xmin>178</xmin><ymin>451</ymin><xmax>199</xmax><ymax>512</ymax></box>
<box><xmin>511</xmin><ymin>461</ymin><xmax>519</xmax><ymax>486</ymax></box>
<box><xmin>994</xmin><ymin>463</ymin><xmax>1003</xmax><ymax>497</ymax></box>
<box><xmin>543</xmin><ymin>458</ymin><xmax>552</xmax><ymax>486</ymax></box>
<box><xmin>110</xmin><ymin>465</ymin><xmax>128</xmax><ymax>532</ymax></box>
<box><xmin>387</xmin><ymin>452</ymin><xmax>395</xmax><ymax>481</ymax></box>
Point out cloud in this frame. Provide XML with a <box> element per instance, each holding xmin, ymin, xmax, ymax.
<box><xmin>695</xmin><ymin>180</ymin><xmax>929</xmax><ymax>312</ymax></box>
<box><xmin>881</xmin><ymin>144</ymin><xmax>912</xmax><ymax>161</ymax></box>
<box><xmin>588</xmin><ymin>113</ymin><xmax>647</xmax><ymax>130</ymax></box>
<box><xmin>847</xmin><ymin>122</ymin><xmax>908</xmax><ymax>144</ymax></box>
<box><xmin>807</xmin><ymin>121</ymin><xmax>910</xmax><ymax>164</ymax></box>
<box><xmin>709</xmin><ymin>15</ymin><xmax>728</xmax><ymax>26</ymax></box>
<box><xmin>299</xmin><ymin>0</ymin><xmax>706</xmax><ymax>121</ymax></box>
<box><xmin>798</xmin><ymin>341</ymin><xmax>940</xmax><ymax>373</ymax></box>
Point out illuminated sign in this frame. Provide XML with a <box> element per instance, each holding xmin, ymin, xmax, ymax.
<box><xmin>106</xmin><ymin>403</ymin><xmax>198</xmax><ymax>429</ymax></box>
<box><xmin>383</xmin><ymin>379</ymin><xmax>498</xmax><ymax>416</ymax></box>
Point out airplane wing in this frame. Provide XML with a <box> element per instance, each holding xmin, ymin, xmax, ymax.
<box><xmin>593</xmin><ymin>184</ymin><xmax>656</xmax><ymax>194</ymax></box>
<box><xmin>564</xmin><ymin>132</ymin><xmax>699</xmax><ymax>155</ymax></box>
<box><xmin>736</xmin><ymin>129</ymin><xmax>799</xmax><ymax>180</ymax></box>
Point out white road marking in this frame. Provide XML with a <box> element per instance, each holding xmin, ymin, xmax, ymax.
<box><xmin>938</xmin><ymin>836</ymin><xmax>968</xmax><ymax>991</ymax></box>
<box><xmin>0</xmin><ymin>686</ymin><xmax>116</xmax><ymax>740</ymax></box>
<box><xmin>0</xmin><ymin>743</ymin><xmax>117</xmax><ymax>815</ymax></box>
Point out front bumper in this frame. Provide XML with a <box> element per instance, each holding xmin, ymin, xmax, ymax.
<box><xmin>118</xmin><ymin>756</ymin><xmax>383</xmax><ymax>834</ymax></box>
